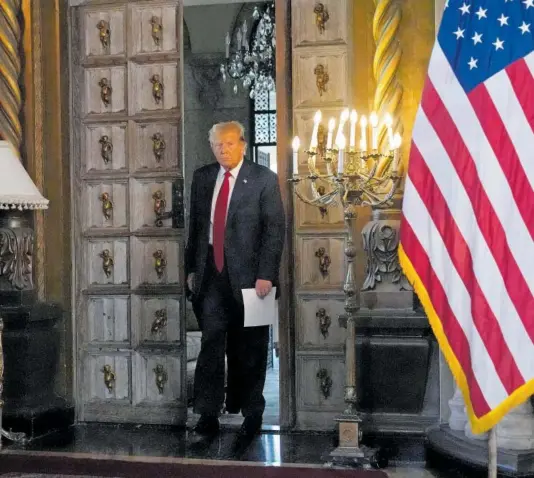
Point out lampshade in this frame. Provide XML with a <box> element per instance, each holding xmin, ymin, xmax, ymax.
<box><xmin>0</xmin><ymin>140</ymin><xmax>49</xmax><ymax>210</ymax></box>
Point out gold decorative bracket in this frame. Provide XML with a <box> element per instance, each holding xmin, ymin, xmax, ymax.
<box><xmin>99</xmin><ymin>78</ymin><xmax>112</xmax><ymax>107</ymax></box>
<box><xmin>153</xmin><ymin>249</ymin><xmax>166</xmax><ymax>278</ymax></box>
<box><xmin>153</xmin><ymin>364</ymin><xmax>168</xmax><ymax>394</ymax></box>
<box><xmin>317</xmin><ymin>307</ymin><xmax>331</xmax><ymax>339</ymax></box>
<box><xmin>99</xmin><ymin>249</ymin><xmax>114</xmax><ymax>277</ymax></box>
<box><xmin>315</xmin><ymin>247</ymin><xmax>331</xmax><ymax>278</ymax></box>
<box><xmin>317</xmin><ymin>368</ymin><xmax>332</xmax><ymax>399</ymax></box>
<box><xmin>150</xmin><ymin>74</ymin><xmax>164</xmax><ymax>104</ymax></box>
<box><xmin>152</xmin><ymin>190</ymin><xmax>166</xmax><ymax>227</ymax></box>
<box><xmin>151</xmin><ymin>132</ymin><xmax>166</xmax><ymax>162</ymax></box>
<box><xmin>317</xmin><ymin>185</ymin><xmax>328</xmax><ymax>218</ymax></box>
<box><xmin>99</xmin><ymin>135</ymin><xmax>113</xmax><ymax>164</ymax></box>
<box><xmin>96</xmin><ymin>19</ymin><xmax>110</xmax><ymax>51</ymax></box>
<box><xmin>101</xmin><ymin>364</ymin><xmax>116</xmax><ymax>393</ymax></box>
<box><xmin>314</xmin><ymin>64</ymin><xmax>329</xmax><ymax>96</ymax></box>
<box><xmin>314</xmin><ymin>3</ymin><xmax>330</xmax><ymax>34</ymax></box>
<box><xmin>150</xmin><ymin>16</ymin><xmax>162</xmax><ymax>46</ymax></box>
<box><xmin>100</xmin><ymin>192</ymin><xmax>113</xmax><ymax>220</ymax></box>
<box><xmin>151</xmin><ymin>309</ymin><xmax>168</xmax><ymax>334</ymax></box>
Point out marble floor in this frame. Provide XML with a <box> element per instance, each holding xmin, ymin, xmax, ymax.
<box><xmin>0</xmin><ymin>423</ymin><xmax>498</xmax><ymax>478</ymax></box>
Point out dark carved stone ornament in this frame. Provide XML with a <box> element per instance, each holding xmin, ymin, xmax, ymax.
<box><xmin>361</xmin><ymin>220</ymin><xmax>412</xmax><ymax>292</ymax></box>
<box><xmin>189</xmin><ymin>59</ymin><xmax>223</xmax><ymax>108</ymax></box>
<box><xmin>0</xmin><ymin>226</ymin><xmax>33</xmax><ymax>290</ymax></box>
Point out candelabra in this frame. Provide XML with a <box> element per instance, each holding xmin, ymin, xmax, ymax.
<box><xmin>291</xmin><ymin>111</ymin><xmax>402</xmax><ymax>468</ymax></box>
<box><xmin>220</xmin><ymin>2</ymin><xmax>275</xmax><ymax>98</ymax></box>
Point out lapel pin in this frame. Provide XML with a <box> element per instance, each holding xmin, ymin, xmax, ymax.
<box><xmin>243</xmin><ymin>179</ymin><xmax>248</xmax><ymax>184</ymax></box>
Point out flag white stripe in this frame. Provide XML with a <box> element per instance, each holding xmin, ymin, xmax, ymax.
<box><xmin>428</xmin><ymin>45</ymin><xmax>534</xmax><ymax>291</ymax></box>
<box><xmin>486</xmin><ymin>60</ymin><xmax>534</xmax><ymax>190</ymax></box>
<box><xmin>403</xmin><ymin>177</ymin><xmax>508</xmax><ymax>408</ymax></box>
<box><xmin>413</xmin><ymin>109</ymin><xmax>534</xmax><ymax>381</ymax></box>
<box><xmin>523</xmin><ymin>51</ymin><xmax>534</xmax><ymax>82</ymax></box>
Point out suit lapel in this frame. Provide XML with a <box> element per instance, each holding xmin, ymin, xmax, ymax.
<box><xmin>227</xmin><ymin>160</ymin><xmax>251</xmax><ymax>223</ymax></box>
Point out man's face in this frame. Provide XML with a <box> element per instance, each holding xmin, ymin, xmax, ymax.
<box><xmin>211</xmin><ymin>129</ymin><xmax>245</xmax><ymax>170</ymax></box>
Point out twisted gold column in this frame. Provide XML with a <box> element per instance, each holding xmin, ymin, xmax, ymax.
<box><xmin>0</xmin><ymin>0</ymin><xmax>22</xmax><ymax>151</ymax></box>
<box><xmin>372</xmin><ymin>0</ymin><xmax>402</xmax><ymax>155</ymax></box>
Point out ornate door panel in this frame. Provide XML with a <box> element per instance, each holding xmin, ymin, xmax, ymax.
<box><xmin>70</xmin><ymin>0</ymin><xmax>185</xmax><ymax>425</ymax></box>
<box><xmin>291</xmin><ymin>0</ymin><xmax>352</xmax><ymax>430</ymax></box>
<box><xmin>291</xmin><ymin>0</ymin><xmax>350</xmax><ymax>48</ymax></box>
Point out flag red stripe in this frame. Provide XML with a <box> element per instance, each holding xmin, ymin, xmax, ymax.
<box><xmin>409</xmin><ymin>145</ymin><xmax>525</xmax><ymax>394</ymax></box>
<box><xmin>468</xmin><ymin>79</ymin><xmax>534</xmax><ymax>240</ymax></box>
<box><xmin>507</xmin><ymin>59</ymin><xmax>534</xmax><ymax>133</ymax></box>
<box><xmin>400</xmin><ymin>218</ymin><xmax>491</xmax><ymax>417</ymax></box>
<box><xmin>421</xmin><ymin>81</ymin><xmax>534</xmax><ymax>342</ymax></box>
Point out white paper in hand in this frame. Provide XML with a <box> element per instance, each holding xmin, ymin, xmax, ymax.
<box><xmin>242</xmin><ymin>287</ymin><xmax>277</xmax><ymax>327</ymax></box>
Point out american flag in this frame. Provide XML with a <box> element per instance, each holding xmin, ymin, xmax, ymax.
<box><xmin>399</xmin><ymin>0</ymin><xmax>534</xmax><ymax>433</ymax></box>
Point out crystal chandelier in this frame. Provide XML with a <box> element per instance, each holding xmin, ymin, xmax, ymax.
<box><xmin>220</xmin><ymin>2</ymin><xmax>276</xmax><ymax>98</ymax></box>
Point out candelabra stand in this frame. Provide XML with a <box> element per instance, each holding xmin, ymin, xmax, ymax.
<box><xmin>291</xmin><ymin>147</ymin><xmax>401</xmax><ymax>468</ymax></box>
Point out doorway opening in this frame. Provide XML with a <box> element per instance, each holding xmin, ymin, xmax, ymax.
<box><xmin>183</xmin><ymin>0</ymin><xmax>280</xmax><ymax>429</ymax></box>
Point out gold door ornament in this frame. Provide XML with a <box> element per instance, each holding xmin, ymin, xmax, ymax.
<box><xmin>100</xmin><ymin>192</ymin><xmax>113</xmax><ymax>220</ymax></box>
<box><xmin>153</xmin><ymin>364</ymin><xmax>168</xmax><ymax>394</ymax></box>
<box><xmin>151</xmin><ymin>132</ymin><xmax>166</xmax><ymax>162</ymax></box>
<box><xmin>99</xmin><ymin>135</ymin><xmax>113</xmax><ymax>164</ymax></box>
<box><xmin>317</xmin><ymin>185</ymin><xmax>328</xmax><ymax>219</ymax></box>
<box><xmin>151</xmin><ymin>309</ymin><xmax>168</xmax><ymax>334</ymax></box>
<box><xmin>316</xmin><ymin>368</ymin><xmax>332</xmax><ymax>399</ymax></box>
<box><xmin>316</xmin><ymin>307</ymin><xmax>331</xmax><ymax>339</ymax></box>
<box><xmin>150</xmin><ymin>74</ymin><xmax>164</xmax><ymax>104</ymax></box>
<box><xmin>98</xmin><ymin>78</ymin><xmax>112</xmax><ymax>107</ymax></box>
<box><xmin>314</xmin><ymin>64</ymin><xmax>329</xmax><ymax>96</ymax></box>
<box><xmin>153</xmin><ymin>250</ymin><xmax>166</xmax><ymax>278</ymax></box>
<box><xmin>96</xmin><ymin>20</ymin><xmax>111</xmax><ymax>50</ymax></box>
<box><xmin>314</xmin><ymin>3</ymin><xmax>330</xmax><ymax>34</ymax></box>
<box><xmin>315</xmin><ymin>247</ymin><xmax>331</xmax><ymax>278</ymax></box>
<box><xmin>101</xmin><ymin>364</ymin><xmax>116</xmax><ymax>392</ymax></box>
<box><xmin>150</xmin><ymin>16</ymin><xmax>163</xmax><ymax>46</ymax></box>
<box><xmin>99</xmin><ymin>249</ymin><xmax>114</xmax><ymax>277</ymax></box>
<box><xmin>152</xmin><ymin>190</ymin><xmax>166</xmax><ymax>227</ymax></box>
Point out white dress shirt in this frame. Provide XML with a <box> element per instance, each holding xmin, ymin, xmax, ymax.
<box><xmin>209</xmin><ymin>159</ymin><xmax>244</xmax><ymax>244</ymax></box>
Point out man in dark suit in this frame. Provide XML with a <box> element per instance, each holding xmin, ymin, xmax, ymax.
<box><xmin>185</xmin><ymin>121</ymin><xmax>285</xmax><ymax>444</ymax></box>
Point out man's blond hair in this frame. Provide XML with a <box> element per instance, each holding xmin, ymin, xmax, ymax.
<box><xmin>208</xmin><ymin>121</ymin><xmax>246</xmax><ymax>144</ymax></box>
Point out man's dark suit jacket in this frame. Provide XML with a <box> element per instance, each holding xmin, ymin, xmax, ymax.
<box><xmin>185</xmin><ymin>160</ymin><xmax>286</xmax><ymax>312</ymax></box>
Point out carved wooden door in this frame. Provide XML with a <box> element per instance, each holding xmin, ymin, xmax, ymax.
<box><xmin>69</xmin><ymin>0</ymin><xmax>186</xmax><ymax>425</ymax></box>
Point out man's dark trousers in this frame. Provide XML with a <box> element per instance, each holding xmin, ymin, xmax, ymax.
<box><xmin>193</xmin><ymin>246</ymin><xmax>269</xmax><ymax>418</ymax></box>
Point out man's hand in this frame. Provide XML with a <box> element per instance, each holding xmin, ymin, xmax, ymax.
<box><xmin>187</xmin><ymin>273</ymin><xmax>196</xmax><ymax>293</ymax></box>
<box><xmin>255</xmin><ymin>279</ymin><xmax>272</xmax><ymax>298</ymax></box>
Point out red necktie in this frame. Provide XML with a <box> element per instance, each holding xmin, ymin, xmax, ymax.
<box><xmin>213</xmin><ymin>171</ymin><xmax>231</xmax><ymax>272</ymax></box>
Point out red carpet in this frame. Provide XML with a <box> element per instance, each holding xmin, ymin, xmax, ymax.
<box><xmin>0</xmin><ymin>452</ymin><xmax>388</xmax><ymax>478</ymax></box>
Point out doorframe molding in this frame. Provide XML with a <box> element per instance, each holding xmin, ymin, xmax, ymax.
<box><xmin>275</xmin><ymin>0</ymin><xmax>295</xmax><ymax>430</ymax></box>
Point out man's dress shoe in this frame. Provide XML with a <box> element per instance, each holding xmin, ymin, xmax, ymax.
<box><xmin>189</xmin><ymin>416</ymin><xmax>220</xmax><ymax>447</ymax></box>
<box><xmin>238</xmin><ymin>415</ymin><xmax>262</xmax><ymax>438</ymax></box>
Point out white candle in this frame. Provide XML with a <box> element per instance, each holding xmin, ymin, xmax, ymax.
<box><xmin>335</xmin><ymin>108</ymin><xmax>350</xmax><ymax>146</ymax></box>
<box><xmin>392</xmin><ymin>133</ymin><xmax>402</xmax><ymax>174</ymax></box>
<box><xmin>326</xmin><ymin>118</ymin><xmax>336</xmax><ymax>150</ymax></box>
<box><xmin>384</xmin><ymin>114</ymin><xmax>394</xmax><ymax>150</ymax></box>
<box><xmin>359</xmin><ymin>115</ymin><xmax>367</xmax><ymax>151</ymax></box>
<box><xmin>310</xmin><ymin>110</ymin><xmax>322</xmax><ymax>151</ymax></box>
<box><xmin>225</xmin><ymin>32</ymin><xmax>230</xmax><ymax>58</ymax></box>
<box><xmin>370</xmin><ymin>112</ymin><xmax>379</xmax><ymax>150</ymax></box>
<box><xmin>292</xmin><ymin>136</ymin><xmax>300</xmax><ymax>175</ymax></box>
<box><xmin>237</xmin><ymin>30</ymin><xmax>242</xmax><ymax>51</ymax></box>
<box><xmin>349</xmin><ymin>110</ymin><xmax>358</xmax><ymax>149</ymax></box>
<box><xmin>242</xmin><ymin>21</ymin><xmax>248</xmax><ymax>49</ymax></box>
<box><xmin>336</xmin><ymin>134</ymin><xmax>346</xmax><ymax>175</ymax></box>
